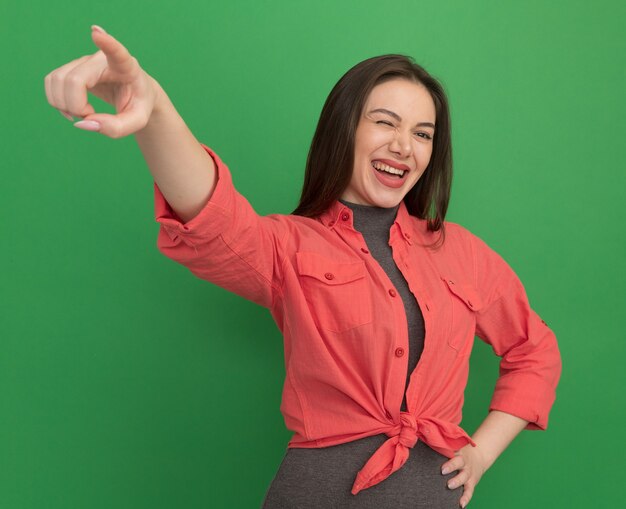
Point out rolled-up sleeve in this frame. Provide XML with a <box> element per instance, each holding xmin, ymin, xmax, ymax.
<box><xmin>154</xmin><ymin>143</ymin><xmax>288</xmax><ymax>308</ymax></box>
<box><xmin>470</xmin><ymin>233</ymin><xmax>562</xmax><ymax>431</ymax></box>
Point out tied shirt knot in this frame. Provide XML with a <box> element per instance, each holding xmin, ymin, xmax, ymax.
<box><xmin>351</xmin><ymin>412</ymin><xmax>476</xmax><ymax>495</ymax></box>
<box><xmin>396</xmin><ymin>412</ymin><xmax>419</xmax><ymax>448</ymax></box>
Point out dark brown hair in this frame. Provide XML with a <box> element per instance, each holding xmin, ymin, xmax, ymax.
<box><xmin>292</xmin><ymin>54</ymin><xmax>452</xmax><ymax>248</ymax></box>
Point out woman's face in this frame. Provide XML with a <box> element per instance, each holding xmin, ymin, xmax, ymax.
<box><xmin>342</xmin><ymin>78</ymin><xmax>436</xmax><ymax>208</ymax></box>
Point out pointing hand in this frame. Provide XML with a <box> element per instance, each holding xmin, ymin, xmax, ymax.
<box><xmin>44</xmin><ymin>25</ymin><xmax>159</xmax><ymax>138</ymax></box>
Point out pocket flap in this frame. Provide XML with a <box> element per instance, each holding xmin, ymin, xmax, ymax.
<box><xmin>442</xmin><ymin>276</ymin><xmax>483</xmax><ymax>311</ymax></box>
<box><xmin>296</xmin><ymin>252</ymin><xmax>366</xmax><ymax>285</ymax></box>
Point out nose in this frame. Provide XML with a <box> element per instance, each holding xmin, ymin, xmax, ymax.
<box><xmin>388</xmin><ymin>129</ymin><xmax>412</xmax><ymax>159</ymax></box>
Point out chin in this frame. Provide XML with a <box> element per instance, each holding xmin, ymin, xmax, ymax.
<box><xmin>370</xmin><ymin>194</ymin><xmax>404</xmax><ymax>208</ymax></box>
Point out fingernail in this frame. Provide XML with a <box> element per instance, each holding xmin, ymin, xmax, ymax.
<box><xmin>60</xmin><ymin>110</ymin><xmax>74</xmax><ymax>121</ymax></box>
<box><xmin>91</xmin><ymin>25</ymin><xmax>107</xmax><ymax>35</ymax></box>
<box><xmin>74</xmin><ymin>120</ymin><xmax>101</xmax><ymax>131</ymax></box>
<box><xmin>441</xmin><ymin>467</ymin><xmax>450</xmax><ymax>475</ymax></box>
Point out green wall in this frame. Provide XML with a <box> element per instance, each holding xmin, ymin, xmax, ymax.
<box><xmin>2</xmin><ymin>0</ymin><xmax>624</xmax><ymax>507</ymax></box>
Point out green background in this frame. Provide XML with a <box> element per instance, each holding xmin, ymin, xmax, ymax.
<box><xmin>2</xmin><ymin>0</ymin><xmax>624</xmax><ymax>507</ymax></box>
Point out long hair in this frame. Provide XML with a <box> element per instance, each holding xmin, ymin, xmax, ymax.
<box><xmin>292</xmin><ymin>54</ymin><xmax>452</xmax><ymax>248</ymax></box>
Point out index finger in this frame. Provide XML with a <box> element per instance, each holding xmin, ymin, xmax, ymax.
<box><xmin>90</xmin><ymin>25</ymin><xmax>135</xmax><ymax>76</ymax></box>
<box><xmin>441</xmin><ymin>455</ymin><xmax>464</xmax><ymax>475</ymax></box>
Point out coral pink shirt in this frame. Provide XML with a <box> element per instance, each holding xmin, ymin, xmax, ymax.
<box><xmin>154</xmin><ymin>144</ymin><xmax>562</xmax><ymax>494</ymax></box>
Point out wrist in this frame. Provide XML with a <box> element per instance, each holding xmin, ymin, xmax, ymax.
<box><xmin>471</xmin><ymin>441</ymin><xmax>495</xmax><ymax>473</ymax></box>
<box><xmin>145</xmin><ymin>75</ymin><xmax>173</xmax><ymax>121</ymax></box>
<box><xmin>138</xmin><ymin>76</ymin><xmax>176</xmax><ymax>136</ymax></box>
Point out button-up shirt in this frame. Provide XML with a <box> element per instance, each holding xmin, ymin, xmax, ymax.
<box><xmin>154</xmin><ymin>144</ymin><xmax>562</xmax><ymax>495</ymax></box>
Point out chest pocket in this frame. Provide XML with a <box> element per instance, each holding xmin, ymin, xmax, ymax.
<box><xmin>296</xmin><ymin>252</ymin><xmax>372</xmax><ymax>333</ymax></box>
<box><xmin>441</xmin><ymin>276</ymin><xmax>483</xmax><ymax>352</ymax></box>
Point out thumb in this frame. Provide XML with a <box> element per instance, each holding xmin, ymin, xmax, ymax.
<box><xmin>74</xmin><ymin>109</ymin><xmax>148</xmax><ymax>139</ymax></box>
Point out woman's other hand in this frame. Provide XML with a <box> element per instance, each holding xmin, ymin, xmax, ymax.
<box><xmin>44</xmin><ymin>25</ymin><xmax>159</xmax><ymax>138</ymax></box>
<box><xmin>440</xmin><ymin>443</ymin><xmax>488</xmax><ymax>508</ymax></box>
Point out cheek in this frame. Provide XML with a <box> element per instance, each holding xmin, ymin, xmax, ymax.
<box><xmin>415</xmin><ymin>143</ymin><xmax>433</xmax><ymax>168</ymax></box>
<box><xmin>360</xmin><ymin>130</ymin><xmax>392</xmax><ymax>152</ymax></box>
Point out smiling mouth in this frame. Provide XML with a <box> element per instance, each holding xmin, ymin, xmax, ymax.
<box><xmin>372</xmin><ymin>160</ymin><xmax>407</xmax><ymax>178</ymax></box>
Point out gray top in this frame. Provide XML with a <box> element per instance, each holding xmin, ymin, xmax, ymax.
<box><xmin>261</xmin><ymin>200</ymin><xmax>461</xmax><ymax>508</ymax></box>
<box><xmin>338</xmin><ymin>198</ymin><xmax>425</xmax><ymax>410</ymax></box>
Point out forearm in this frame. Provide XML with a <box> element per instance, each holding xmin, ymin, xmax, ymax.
<box><xmin>470</xmin><ymin>410</ymin><xmax>529</xmax><ymax>471</ymax></box>
<box><xmin>135</xmin><ymin>77</ymin><xmax>217</xmax><ymax>224</ymax></box>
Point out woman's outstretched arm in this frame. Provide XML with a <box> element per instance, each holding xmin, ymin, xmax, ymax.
<box><xmin>134</xmin><ymin>79</ymin><xmax>217</xmax><ymax>224</ymax></box>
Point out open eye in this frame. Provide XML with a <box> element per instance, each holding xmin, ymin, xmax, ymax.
<box><xmin>415</xmin><ymin>132</ymin><xmax>433</xmax><ymax>140</ymax></box>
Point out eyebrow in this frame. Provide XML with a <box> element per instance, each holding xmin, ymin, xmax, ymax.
<box><xmin>368</xmin><ymin>108</ymin><xmax>436</xmax><ymax>129</ymax></box>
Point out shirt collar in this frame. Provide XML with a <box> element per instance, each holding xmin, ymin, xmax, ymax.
<box><xmin>319</xmin><ymin>199</ymin><xmax>418</xmax><ymax>245</ymax></box>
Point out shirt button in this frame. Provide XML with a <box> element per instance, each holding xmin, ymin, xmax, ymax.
<box><xmin>324</xmin><ymin>272</ymin><xmax>334</xmax><ymax>280</ymax></box>
<box><xmin>395</xmin><ymin>347</ymin><xmax>405</xmax><ymax>357</ymax></box>
<box><xmin>361</xmin><ymin>247</ymin><xmax>369</xmax><ymax>254</ymax></box>
<box><xmin>341</xmin><ymin>213</ymin><xmax>350</xmax><ymax>221</ymax></box>
<box><xmin>388</xmin><ymin>289</ymin><xmax>397</xmax><ymax>297</ymax></box>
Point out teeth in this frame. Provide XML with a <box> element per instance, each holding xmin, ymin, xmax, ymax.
<box><xmin>372</xmin><ymin>161</ymin><xmax>405</xmax><ymax>176</ymax></box>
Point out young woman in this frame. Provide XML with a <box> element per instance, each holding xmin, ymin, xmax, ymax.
<box><xmin>45</xmin><ymin>25</ymin><xmax>562</xmax><ymax>508</ymax></box>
